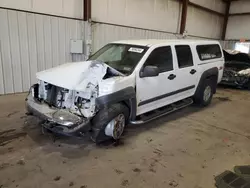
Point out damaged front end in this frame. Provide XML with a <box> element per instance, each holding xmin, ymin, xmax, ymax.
<box><xmin>221</xmin><ymin>67</ymin><xmax>250</xmax><ymax>88</ymax></box>
<box><xmin>221</xmin><ymin>50</ymin><xmax>250</xmax><ymax>89</ymax></box>
<box><xmin>26</xmin><ymin>61</ymin><xmax>123</xmax><ymax>136</ymax></box>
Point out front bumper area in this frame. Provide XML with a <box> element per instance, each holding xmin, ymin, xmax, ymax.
<box><xmin>26</xmin><ymin>94</ymin><xmax>91</xmax><ymax>136</ymax></box>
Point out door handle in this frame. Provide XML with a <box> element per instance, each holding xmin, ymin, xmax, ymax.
<box><xmin>190</xmin><ymin>69</ymin><xmax>197</xmax><ymax>75</ymax></box>
<box><xmin>168</xmin><ymin>74</ymin><xmax>176</xmax><ymax>80</ymax></box>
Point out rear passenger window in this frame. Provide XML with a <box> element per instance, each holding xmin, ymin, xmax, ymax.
<box><xmin>144</xmin><ymin>46</ymin><xmax>173</xmax><ymax>73</ymax></box>
<box><xmin>175</xmin><ymin>45</ymin><xmax>193</xmax><ymax>68</ymax></box>
<box><xmin>196</xmin><ymin>44</ymin><xmax>222</xmax><ymax>61</ymax></box>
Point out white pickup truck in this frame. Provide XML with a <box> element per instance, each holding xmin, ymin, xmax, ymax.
<box><xmin>26</xmin><ymin>39</ymin><xmax>224</xmax><ymax>143</ymax></box>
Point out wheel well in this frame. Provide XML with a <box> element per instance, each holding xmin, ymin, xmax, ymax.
<box><xmin>121</xmin><ymin>98</ymin><xmax>136</xmax><ymax>121</ymax></box>
<box><xmin>205</xmin><ymin>74</ymin><xmax>218</xmax><ymax>94</ymax></box>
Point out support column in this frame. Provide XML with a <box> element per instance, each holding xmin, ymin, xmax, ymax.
<box><xmin>180</xmin><ymin>0</ymin><xmax>188</xmax><ymax>34</ymax></box>
<box><xmin>84</xmin><ymin>0</ymin><xmax>91</xmax><ymax>21</ymax></box>
<box><xmin>222</xmin><ymin>1</ymin><xmax>231</xmax><ymax>40</ymax></box>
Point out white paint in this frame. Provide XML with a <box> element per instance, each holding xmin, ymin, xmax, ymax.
<box><xmin>0</xmin><ymin>8</ymin><xmax>87</xmax><ymax>94</ymax></box>
<box><xmin>36</xmin><ymin>61</ymin><xmax>91</xmax><ymax>90</ymax></box>
<box><xmin>28</xmin><ymin>40</ymin><xmax>224</xmax><ymax>123</ymax></box>
<box><xmin>0</xmin><ymin>0</ymin><xmax>83</xmax><ymax>19</ymax></box>
<box><xmin>133</xmin><ymin>39</ymin><xmax>224</xmax><ymax>115</ymax></box>
<box><xmin>92</xmin><ymin>0</ymin><xmax>182</xmax><ymax>33</ymax></box>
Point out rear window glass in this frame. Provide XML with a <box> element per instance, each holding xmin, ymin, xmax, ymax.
<box><xmin>196</xmin><ymin>44</ymin><xmax>222</xmax><ymax>61</ymax></box>
<box><xmin>175</xmin><ymin>45</ymin><xmax>194</xmax><ymax>68</ymax></box>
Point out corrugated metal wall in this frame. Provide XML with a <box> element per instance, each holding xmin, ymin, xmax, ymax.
<box><xmin>0</xmin><ymin>8</ymin><xmax>87</xmax><ymax>94</ymax></box>
<box><xmin>226</xmin><ymin>1</ymin><xmax>250</xmax><ymax>40</ymax></box>
<box><xmin>92</xmin><ymin>23</ymin><xmax>178</xmax><ymax>52</ymax></box>
<box><xmin>0</xmin><ymin>0</ymin><xmax>83</xmax><ymax>19</ymax></box>
<box><xmin>91</xmin><ymin>23</ymin><xmax>221</xmax><ymax>53</ymax></box>
<box><xmin>91</xmin><ymin>0</ymin><xmax>225</xmax><ymax>41</ymax></box>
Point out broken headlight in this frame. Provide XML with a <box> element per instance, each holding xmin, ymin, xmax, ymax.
<box><xmin>51</xmin><ymin>110</ymin><xmax>82</xmax><ymax>127</ymax></box>
<box><xmin>74</xmin><ymin>83</ymin><xmax>98</xmax><ymax>118</ymax></box>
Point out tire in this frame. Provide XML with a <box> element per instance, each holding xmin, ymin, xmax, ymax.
<box><xmin>194</xmin><ymin>79</ymin><xmax>214</xmax><ymax>107</ymax></box>
<box><xmin>90</xmin><ymin>103</ymin><xmax>129</xmax><ymax>144</ymax></box>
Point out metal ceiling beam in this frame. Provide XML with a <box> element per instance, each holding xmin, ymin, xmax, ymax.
<box><xmin>221</xmin><ymin>1</ymin><xmax>231</xmax><ymax>40</ymax></box>
<box><xmin>175</xmin><ymin>0</ymin><xmax>224</xmax><ymax>17</ymax></box>
<box><xmin>230</xmin><ymin>12</ymin><xmax>250</xmax><ymax>16</ymax></box>
<box><xmin>180</xmin><ymin>0</ymin><xmax>188</xmax><ymax>34</ymax></box>
<box><xmin>188</xmin><ymin>1</ymin><xmax>224</xmax><ymax>17</ymax></box>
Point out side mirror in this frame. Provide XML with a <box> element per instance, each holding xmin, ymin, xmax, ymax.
<box><xmin>140</xmin><ymin>66</ymin><xmax>159</xmax><ymax>78</ymax></box>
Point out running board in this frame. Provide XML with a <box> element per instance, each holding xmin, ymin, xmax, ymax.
<box><xmin>130</xmin><ymin>98</ymin><xmax>193</xmax><ymax>125</ymax></box>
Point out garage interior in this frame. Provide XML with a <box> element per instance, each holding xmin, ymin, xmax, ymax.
<box><xmin>1</xmin><ymin>0</ymin><xmax>250</xmax><ymax>188</ymax></box>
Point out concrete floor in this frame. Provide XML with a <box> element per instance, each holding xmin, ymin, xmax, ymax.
<box><xmin>0</xmin><ymin>88</ymin><xmax>250</xmax><ymax>188</ymax></box>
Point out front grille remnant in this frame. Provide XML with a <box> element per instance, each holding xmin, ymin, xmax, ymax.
<box><xmin>45</xmin><ymin>85</ymin><xmax>66</xmax><ymax>108</ymax></box>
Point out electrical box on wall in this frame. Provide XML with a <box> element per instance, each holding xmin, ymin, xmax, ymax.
<box><xmin>70</xmin><ymin>39</ymin><xmax>83</xmax><ymax>54</ymax></box>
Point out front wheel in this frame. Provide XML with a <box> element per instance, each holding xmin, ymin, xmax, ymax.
<box><xmin>90</xmin><ymin>103</ymin><xmax>129</xmax><ymax>144</ymax></box>
<box><xmin>194</xmin><ymin>79</ymin><xmax>214</xmax><ymax>106</ymax></box>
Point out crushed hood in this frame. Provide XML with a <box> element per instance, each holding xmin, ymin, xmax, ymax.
<box><xmin>36</xmin><ymin>61</ymin><xmax>123</xmax><ymax>90</ymax></box>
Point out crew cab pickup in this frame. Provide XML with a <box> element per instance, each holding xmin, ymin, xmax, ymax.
<box><xmin>26</xmin><ymin>40</ymin><xmax>224</xmax><ymax>143</ymax></box>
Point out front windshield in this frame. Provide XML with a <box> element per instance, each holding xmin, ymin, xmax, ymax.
<box><xmin>89</xmin><ymin>43</ymin><xmax>148</xmax><ymax>75</ymax></box>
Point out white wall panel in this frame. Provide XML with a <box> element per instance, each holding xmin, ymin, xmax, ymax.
<box><xmin>189</xmin><ymin>0</ymin><xmax>225</xmax><ymax>13</ymax></box>
<box><xmin>43</xmin><ymin>16</ymin><xmax>53</xmax><ymax>70</ymax></box>
<box><xmin>0</xmin><ymin>0</ymin><xmax>83</xmax><ymax>19</ymax></box>
<box><xmin>8</xmin><ymin>11</ymin><xmax>23</xmax><ymax>93</ymax></box>
<box><xmin>220</xmin><ymin>40</ymin><xmax>236</xmax><ymax>50</ymax></box>
<box><xmin>0</xmin><ymin>10</ymin><xmax>14</xmax><ymax>94</ymax></box>
<box><xmin>91</xmin><ymin>23</ymin><xmax>206</xmax><ymax>53</ymax></box>
<box><xmin>226</xmin><ymin>16</ymin><xmax>250</xmax><ymax>40</ymax></box>
<box><xmin>58</xmin><ymin>19</ymin><xmax>66</xmax><ymax>65</ymax></box>
<box><xmin>186</xmin><ymin>6</ymin><xmax>223</xmax><ymax>39</ymax></box>
<box><xmin>230</xmin><ymin>1</ymin><xmax>250</xmax><ymax>14</ymax></box>
<box><xmin>27</xmin><ymin>13</ymin><xmax>38</xmax><ymax>87</ymax></box>
<box><xmin>92</xmin><ymin>0</ymin><xmax>182</xmax><ymax>33</ymax></box>
<box><xmin>51</xmin><ymin>17</ymin><xmax>60</xmax><ymax>68</ymax></box>
<box><xmin>0</xmin><ymin>43</ymin><xmax>5</xmax><ymax>94</ymax></box>
<box><xmin>0</xmin><ymin>8</ymin><xmax>87</xmax><ymax>94</ymax></box>
<box><xmin>17</xmin><ymin>12</ymin><xmax>31</xmax><ymax>92</ymax></box>
<box><xmin>226</xmin><ymin>1</ymin><xmax>250</xmax><ymax>40</ymax></box>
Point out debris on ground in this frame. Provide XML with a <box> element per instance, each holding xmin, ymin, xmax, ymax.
<box><xmin>7</xmin><ymin>111</ymin><xmax>19</xmax><ymax>118</ymax></box>
<box><xmin>121</xmin><ymin>179</ymin><xmax>129</xmax><ymax>186</ymax></box>
<box><xmin>80</xmin><ymin>186</ymin><xmax>87</xmax><ymax>188</ymax></box>
<box><xmin>169</xmin><ymin>180</ymin><xmax>178</xmax><ymax>187</ymax></box>
<box><xmin>114</xmin><ymin>169</ymin><xmax>124</xmax><ymax>175</ymax></box>
<box><xmin>0</xmin><ymin>163</ymin><xmax>10</xmax><ymax>170</ymax></box>
<box><xmin>16</xmin><ymin>159</ymin><xmax>25</xmax><ymax>165</ymax></box>
<box><xmin>146</xmin><ymin>137</ymin><xmax>153</xmax><ymax>143</ymax></box>
<box><xmin>132</xmin><ymin>168</ymin><xmax>141</xmax><ymax>173</ymax></box>
<box><xmin>69</xmin><ymin>181</ymin><xmax>74</xmax><ymax>186</ymax></box>
<box><xmin>215</xmin><ymin>97</ymin><xmax>232</xmax><ymax>102</ymax></box>
<box><xmin>177</xmin><ymin>173</ymin><xmax>184</xmax><ymax>178</ymax></box>
<box><xmin>54</xmin><ymin>176</ymin><xmax>61</xmax><ymax>181</ymax></box>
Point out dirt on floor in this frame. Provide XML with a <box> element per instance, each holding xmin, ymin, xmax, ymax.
<box><xmin>0</xmin><ymin>87</ymin><xmax>250</xmax><ymax>188</ymax></box>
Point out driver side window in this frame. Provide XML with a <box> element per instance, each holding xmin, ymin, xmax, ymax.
<box><xmin>144</xmin><ymin>46</ymin><xmax>173</xmax><ymax>73</ymax></box>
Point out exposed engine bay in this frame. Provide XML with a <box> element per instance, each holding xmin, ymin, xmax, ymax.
<box><xmin>33</xmin><ymin>61</ymin><xmax>123</xmax><ymax>118</ymax></box>
<box><xmin>26</xmin><ymin>61</ymin><xmax>124</xmax><ymax>135</ymax></box>
<box><xmin>221</xmin><ymin>50</ymin><xmax>250</xmax><ymax>89</ymax></box>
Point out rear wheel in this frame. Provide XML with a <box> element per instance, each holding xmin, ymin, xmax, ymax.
<box><xmin>90</xmin><ymin>103</ymin><xmax>129</xmax><ymax>144</ymax></box>
<box><xmin>194</xmin><ymin>79</ymin><xmax>214</xmax><ymax>106</ymax></box>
